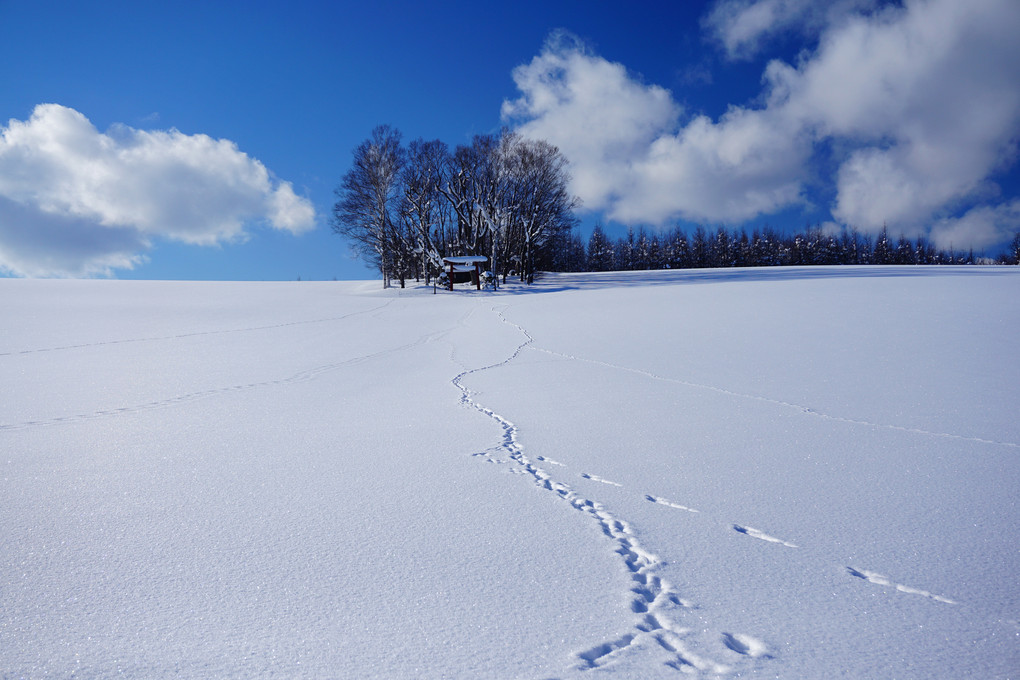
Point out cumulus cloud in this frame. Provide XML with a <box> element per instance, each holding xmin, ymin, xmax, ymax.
<box><xmin>503</xmin><ymin>33</ymin><xmax>809</xmax><ymax>224</ymax></box>
<box><xmin>501</xmin><ymin>32</ymin><xmax>681</xmax><ymax>215</ymax></box>
<box><xmin>773</xmin><ymin>0</ymin><xmax>1020</xmax><ymax>233</ymax></box>
<box><xmin>504</xmin><ymin>0</ymin><xmax>1020</xmax><ymax>250</ymax></box>
<box><xmin>0</xmin><ymin>104</ymin><xmax>316</xmax><ymax>277</ymax></box>
<box><xmin>704</xmin><ymin>0</ymin><xmax>879</xmax><ymax>60</ymax></box>
<box><xmin>616</xmin><ymin>107</ymin><xmax>808</xmax><ymax>224</ymax></box>
<box><xmin>930</xmin><ymin>200</ymin><xmax>1020</xmax><ymax>252</ymax></box>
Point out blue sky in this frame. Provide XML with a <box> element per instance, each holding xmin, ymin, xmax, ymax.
<box><xmin>1</xmin><ymin>0</ymin><xmax>1018</xmax><ymax>280</ymax></box>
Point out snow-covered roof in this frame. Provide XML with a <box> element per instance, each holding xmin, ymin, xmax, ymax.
<box><xmin>442</xmin><ymin>255</ymin><xmax>488</xmax><ymax>264</ymax></box>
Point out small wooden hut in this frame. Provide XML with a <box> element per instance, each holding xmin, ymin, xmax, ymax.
<box><xmin>442</xmin><ymin>256</ymin><xmax>488</xmax><ymax>291</ymax></box>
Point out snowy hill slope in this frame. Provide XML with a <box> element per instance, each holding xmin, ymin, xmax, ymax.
<box><xmin>2</xmin><ymin>267</ymin><xmax>1018</xmax><ymax>678</ymax></box>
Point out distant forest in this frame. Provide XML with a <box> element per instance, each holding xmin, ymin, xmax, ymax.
<box><xmin>332</xmin><ymin>126</ymin><xmax>1020</xmax><ymax>287</ymax></box>
<box><xmin>547</xmin><ymin>223</ymin><xmax>1020</xmax><ymax>273</ymax></box>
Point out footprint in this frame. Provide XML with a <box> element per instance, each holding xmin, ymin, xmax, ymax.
<box><xmin>536</xmin><ymin>456</ymin><xmax>565</xmax><ymax>466</ymax></box>
<box><xmin>645</xmin><ymin>494</ymin><xmax>699</xmax><ymax>513</ymax></box>
<box><xmin>659</xmin><ymin>632</ymin><xmax>732</xmax><ymax>673</ymax></box>
<box><xmin>733</xmin><ymin>524</ymin><xmax>798</xmax><ymax>548</ymax></box>
<box><xmin>581</xmin><ymin>473</ymin><xmax>622</xmax><ymax>487</ymax></box>
<box><xmin>722</xmin><ymin>632</ymin><xmax>770</xmax><ymax>658</ymax></box>
<box><xmin>847</xmin><ymin>567</ymin><xmax>956</xmax><ymax>604</ymax></box>
<box><xmin>577</xmin><ymin>633</ymin><xmax>635</xmax><ymax>669</ymax></box>
<box><xmin>636</xmin><ymin>613</ymin><xmax>664</xmax><ymax>632</ymax></box>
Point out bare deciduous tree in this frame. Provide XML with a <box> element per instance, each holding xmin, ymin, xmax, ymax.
<box><xmin>400</xmin><ymin>139</ymin><xmax>452</xmax><ymax>282</ymax></box>
<box><xmin>334</xmin><ymin>126</ymin><xmax>580</xmax><ymax>286</ymax></box>
<box><xmin>332</xmin><ymin>125</ymin><xmax>405</xmax><ymax>288</ymax></box>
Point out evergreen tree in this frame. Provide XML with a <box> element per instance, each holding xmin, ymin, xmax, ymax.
<box><xmin>567</xmin><ymin>230</ymin><xmax>588</xmax><ymax>271</ymax></box>
<box><xmin>859</xmin><ymin>232</ymin><xmax>874</xmax><ymax>264</ymax></box>
<box><xmin>646</xmin><ymin>232</ymin><xmax>663</xmax><ymax>270</ymax></box>
<box><xmin>691</xmin><ymin>226</ymin><xmax>709</xmax><ymax>268</ymax></box>
<box><xmin>734</xmin><ymin>229</ymin><xmax>751</xmax><ymax>267</ymax></box>
<box><xmin>586</xmin><ymin>223</ymin><xmax>614</xmax><ymax>272</ymax></box>
<box><xmin>545</xmin><ymin>228</ymin><xmax>586</xmax><ymax>272</ymax></box>
<box><xmin>634</xmin><ymin>227</ymin><xmax>651</xmax><ymax>270</ymax></box>
<box><xmin>618</xmin><ymin>228</ymin><xmax>636</xmax><ymax>270</ymax></box>
<box><xmin>790</xmin><ymin>232</ymin><xmax>809</xmax><ymax>265</ymax></box>
<box><xmin>873</xmin><ymin>225</ymin><xmax>892</xmax><ymax>264</ymax></box>
<box><xmin>819</xmin><ymin>232</ymin><xmax>833</xmax><ymax>265</ymax></box>
<box><xmin>915</xmin><ymin>235</ymin><xmax>930</xmax><ymax>265</ymax></box>
<box><xmin>752</xmin><ymin>227</ymin><xmax>785</xmax><ymax>266</ymax></box>
<box><xmin>664</xmin><ymin>227</ymin><xmax>690</xmax><ymax>269</ymax></box>
<box><xmin>894</xmin><ymin>235</ymin><xmax>915</xmax><ymax>264</ymax></box>
<box><xmin>840</xmin><ymin>227</ymin><xmax>861</xmax><ymax>264</ymax></box>
<box><xmin>714</xmin><ymin>227</ymin><xmax>732</xmax><ymax>267</ymax></box>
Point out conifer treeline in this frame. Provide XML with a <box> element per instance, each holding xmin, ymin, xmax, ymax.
<box><xmin>542</xmin><ymin>224</ymin><xmax>1020</xmax><ymax>273</ymax></box>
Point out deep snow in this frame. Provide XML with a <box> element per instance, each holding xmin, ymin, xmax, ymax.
<box><xmin>1</xmin><ymin>267</ymin><xmax>1018</xmax><ymax>678</ymax></box>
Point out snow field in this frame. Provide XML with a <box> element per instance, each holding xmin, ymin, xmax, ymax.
<box><xmin>2</xmin><ymin>266</ymin><xmax>1018</xmax><ymax>678</ymax></box>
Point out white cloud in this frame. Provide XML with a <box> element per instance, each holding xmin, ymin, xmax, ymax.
<box><xmin>268</xmin><ymin>182</ymin><xmax>317</xmax><ymax>233</ymax></box>
<box><xmin>773</xmin><ymin>0</ymin><xmax>1020</xmax><ymax>233</ymax></box>
<box><xmin>704</xmin><ymin>0</ymin><xmax>878</xmax><ymax>60</ymax></box>
<box><xmin>0</xmin><ymin>104</ymin><xmax>316</xmax><ymax>277</ymax></box>
<box><xmin>502</xmin><ymin>32</ymin><xmax>681</xmax><ymax>214</ymax></box>
<box><xmin>504</xmin><ymin>0</ymin><xmax>1020</xmax><ymax>250</ymax></box>
<box><xmin>502</xmin><ymin>34</ymin><xmax>809</xmax><ymax>225</ymax></box>
<box><xmin>616</xmin><ymin>107</ymin><xmax>808</xmax><ymax>224</ymax></box>
<box><xmin>930</xmin><ymin>200</ymin><xmax>1020</xmax><ymax>252</ymax></box>
<box><xmin>0</xmin><ymin>196</ymin><xmax>147</xmax><ymax>277</ymax></box>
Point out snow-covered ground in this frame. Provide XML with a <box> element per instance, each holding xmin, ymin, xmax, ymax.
<box><xmin>2</xmin><ymin>267</ymin><xmax>1018</xmax><ymax>678</ymax></box>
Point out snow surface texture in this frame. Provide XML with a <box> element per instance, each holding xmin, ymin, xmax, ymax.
<box><xmin>2</xmin><ymin>267</ymin><xmax>1018</xmax><ymax>678</ymax></box>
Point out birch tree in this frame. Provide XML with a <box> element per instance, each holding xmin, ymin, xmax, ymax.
<box><xmin>334</xmin><ymin>126</ymin><xmax>579</xmax><ymax>285</ymax></box>
<box><xmin>501</xmin><ymin>135</ymin><xmax>578</xmax><ymax>283</ymax></box>
<box><xmin>331</xmin><ymin>125</ymin><xmax>405</xmax><ymax>288</ymax></box>
<box><xmin>439</xmin><ymin>134</ymin><xmax>499</xmax><ymax>257</ymax></box>
<box><xmin>400</xmin><ymin>138</ymin><xmax>452</xmax><ymax>282</ymax></box>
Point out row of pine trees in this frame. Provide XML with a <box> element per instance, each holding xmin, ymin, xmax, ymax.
<box><xmin>542</xmin><ymin>224</ymin><xmax>1020</xmax><ymax>273</ymax></box>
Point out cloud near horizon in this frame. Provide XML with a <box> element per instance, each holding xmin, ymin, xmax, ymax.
<box><xmin>0</xmin><ymin>104</ymin><xmax>316</xmax><ymax>277</ymax></box>
<box><xmin>503</xmin><ymin>0</ymin><xmax>1020</xmax><ymax>251</ymax></box>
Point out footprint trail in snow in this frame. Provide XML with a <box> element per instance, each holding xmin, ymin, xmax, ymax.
<box><xmin>452</xmin><ymin>304</ymin><xmax>764</xmax><ymax>674</ymax></box>
<box><xmin>452</xmin><ymin>302</ymin><xmax>963</xmax><ymax>674</ymax></box>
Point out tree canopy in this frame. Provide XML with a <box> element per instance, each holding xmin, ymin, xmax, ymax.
<box><xmin>333</xmin><ymin>126</ymin><xmax>579</xmax><ymax>287</ymax></box>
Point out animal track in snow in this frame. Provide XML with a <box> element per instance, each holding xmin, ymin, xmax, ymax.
<box><xmin>847</xmin><ymin>567</ymin><xmax>956</xmax><ymax>604</ymax></box>
<box><xmin>722</xmin><ymin>632</ymin><xmax>771</xmax><ymax>658</ymax></box>
<box><xmin>581</xmin><ymin>473</ymin><xmax>622</xmax><ymax>487</ymax></box>
<box><xmin>0</xmin><ymin>299</ymin><xmax>396</xmax><ymax>358</ymax></box>
<box><xmin>645</xmin><ymin>494</ymin><xmax>699</xmax><ymax>513</ymax></box>
<box><xmin>459</xmin><ymin>307</ymin><xmax>962</xmax><ymax>672</ymax></box>
<box><xmin>1</xmin><ymin>326</ymin><xmax>448</xmax><ymax>432</ymax></box>
<box><xmin>536</xmin><ymin>456</ymin><xmax>565</xmax><ymax>466</ymax></box>
<box><xmin>458</xmin><ymin>305</ymin><xmax>770</xmax><ymax>675</ymax></box>
<box><xmin>577</xmin><ymin>633</ymin><xmax>635</xmax><ymax>668</ymax></box>
<box><xmin>528</xmin><ymin>346</ymin><xmax>1020</xmax><ymax>451</ymax></box>
<box><xmin>733</xmin><ymin>524</ymin><xmax>798</xmax><ymax>548</ymax></box>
